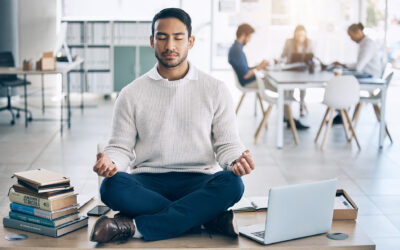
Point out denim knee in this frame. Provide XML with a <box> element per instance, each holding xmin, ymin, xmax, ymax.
<box><xmin>213</xmin><ymin>171</ymin><xmax>245</xmax><ymax>203</ymax></box>
<box><xmin>99</xmin><ymin>172</ymin><xmax>131</xmax><ymax>207</ymax></box>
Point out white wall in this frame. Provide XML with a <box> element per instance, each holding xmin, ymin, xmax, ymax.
<box><xmin>18</xmin><ymin>0</ymin><xmax>59</xmax><ymax>64</ymax></box>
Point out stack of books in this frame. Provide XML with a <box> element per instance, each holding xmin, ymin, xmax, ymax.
<box><xmin>3</xmin><ymin>169</ymin><xmax>88</xmax><ymax>237</ymax></box>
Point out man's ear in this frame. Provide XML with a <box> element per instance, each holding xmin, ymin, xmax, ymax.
<box><xmin>150</xmin><ymin>35</ymin><xmax>155</xmax><ymax>48</ymax></box>
<box><xmin>188</xmin><ymin>36</ymin><xmax>195</xmax><ymax>49</ymax></box>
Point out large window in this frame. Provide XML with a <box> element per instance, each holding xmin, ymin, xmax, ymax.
<box><xmin>62</xmin><ymin>0</ymin><xmax>180</xmax><ymax>20</ymax></box>
<box><xmin>211</xmin><ymin>0</ymin><xmax>362</xmax><ymax>70</ymax></box>
<box><xmin>386</xmin><ymin>0</ymin><xmax>400</xmax><ymax>68</ymax></box>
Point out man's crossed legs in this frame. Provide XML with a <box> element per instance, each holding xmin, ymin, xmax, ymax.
<box><xmin>90</xmin><ymin>171</ymin><xmax>244</xmax><ymax>242</ymax></box>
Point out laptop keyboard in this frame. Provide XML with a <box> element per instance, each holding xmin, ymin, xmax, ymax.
<box><xmin>252</xmin><ymin>230</ymin><xmax>265</xmax><ymax>238</ymax></box>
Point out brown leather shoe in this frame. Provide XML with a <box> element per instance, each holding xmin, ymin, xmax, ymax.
<box><xmin>90</xmin><ymin>215</ymin><xmax>135</xmax><ymax>243</ymax></box>
<box><xmin>204</xmin><ymin>210</ymin><xmax>238</xmax><ymax>238</ymax></box>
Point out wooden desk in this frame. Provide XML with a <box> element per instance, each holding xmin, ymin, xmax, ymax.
<box><xmin>0</xmin><ymin>59</ymin><xmax>83</xmax><ymax>133</ymax></box>
<box><xmin>0</xmin><ymin>200</ymin><xmax>375</xmax><ymax>250</ymax></box>
<box><xmin>266</xmin><ymin>71</ymin><xmax>387</xmax><ymax>149</ymax></box>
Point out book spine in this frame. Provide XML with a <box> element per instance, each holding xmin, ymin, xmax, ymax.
<box><xmin>9</xmin><ymin>211</ymin><xmax>55</xmax><ymax>227</ymax></box>
<box><xmin>10</xmin><ymin>203</ymin><xmax>52</xmax><ymax>220</ymax></box>
<box><xmin>3</xmin><ymin>217</ymin><xmax>57</xmax><ymax>237</ymax></box>
<box><xmin>9</xmin><ymin>190</ymin><xmax>52</xmax><ymax>211</ymax></box>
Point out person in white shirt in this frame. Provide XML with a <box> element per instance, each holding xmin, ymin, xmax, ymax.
<box><xmin>280</xmin><ymin>25</ymin><xmax>314</xmax><ymax>117</ymax></box>
<box><xmin>332</xmin><ymin>23</ymin><xmax>382</xmax><ymax>125</ymax></box>
<box><xmin>333</xmin><ymin>23</ymin><xmax>382</xmax><ymax>78</ymax></box>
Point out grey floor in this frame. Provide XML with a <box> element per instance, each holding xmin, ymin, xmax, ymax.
<box><xmin>1</xmin><ymin>71</ymin><xmax>400</xmax><ymax>249</ymax></box>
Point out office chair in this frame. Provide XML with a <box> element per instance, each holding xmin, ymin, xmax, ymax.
<box><xmin>254</xmin><ymin>70</ymin><xmax>299</xmax><ymax>145</ymax></box>
<box><xmin>0</xmin><ymin>52</ymin><xmax>32</xmax><ymax>125</ymax></box>
<box><xmin>315</xmin><ymin>75</ymin><xmax>361</xmax><ymax>150</ymax></box>
<box><xmin>231</xmin><ymin>68</ymin><xmax>264</xmax><ymax>115</ymax></box>
<box><xmin>351</xmin><ymin>72</ymin><xmax>394</xmax><ymax>143</ymax></box>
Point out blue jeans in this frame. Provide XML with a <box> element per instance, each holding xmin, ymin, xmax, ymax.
<box><xmin>100</xmin><ymin>171</ymin><xmax>244</xmax><ymax>241</ymax></box>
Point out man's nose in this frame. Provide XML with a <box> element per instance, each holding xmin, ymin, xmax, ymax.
<box><xmin>165</xmin><ymin>37</ymin><xmax>176</xmax><ymax>51</ymax></box>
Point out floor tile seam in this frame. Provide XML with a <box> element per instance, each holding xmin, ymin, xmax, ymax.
<box><xmin>357</xmin><ymin>214</ymin><xmax>400</xmax><ymax>234</ymax></box>
<box><xmin>24</xmin><ymin>128</ymin><xmax>60</xmax><ymax>172</ymax></box>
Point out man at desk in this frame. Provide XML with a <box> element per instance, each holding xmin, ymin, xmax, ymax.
<box><xmin>228</xmin><ymin>23</ymin><xmax>309</xmax><ymax>129</ymax></box>
<box><xmin>90</xmin><ymin>8</ymin><xmax>255</xmax><ymax>243</ymax></box>
<box><xmin>228</xmin><ymin>23</ymin><xmax>268</xmax><ymax>87</ymax></box>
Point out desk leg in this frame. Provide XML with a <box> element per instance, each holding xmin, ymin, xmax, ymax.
<box><xmin>276</xmin><ymin>87</ymin><xmax>284</xmax><ymax>149</ymax></box>
<box><xmin>67</xmin><ymin>72</ymin><xmax>71</xmax><ymax>129</ymax></box>
<box><xmin>41</xmin><ymin>74</ymin><xmax>45</xmax><ymax>114</ymax></box>
<box><xmin>379</xmin><ymin>85</ymin><xmax>387</xmax><ymax>149</ymax></box>
<box><xmin>24</xmin><ymin>74</ymin><xmax>28</xmax><ymax>128</ymax></box>
<box><xmin>60</xmin><ymin>73</ymin><xmax>64</xmax><ymax>135</ymax></box>
<box><xmin>80</xmin><ymin>70</ymin><xmax>84</xmax><ymax>112</ymax></box>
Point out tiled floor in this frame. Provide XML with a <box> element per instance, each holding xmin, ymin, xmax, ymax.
<box><xmin>1</xmin><ymin>71</ymin><xmax>400</xmax><ymax>249</ymax></box>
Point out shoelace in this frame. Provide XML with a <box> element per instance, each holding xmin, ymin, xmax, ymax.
<box><xmin>112</xmin><ymin>219</ymin><xmax>133</xmax><ymax>241</ymax></box>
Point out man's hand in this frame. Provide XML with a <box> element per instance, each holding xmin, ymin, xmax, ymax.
<box><xmin>232</xmin><ymin>150</ymin><xmax>255</xmax><ymax>177</ymax></box>
<box><xmin>93</xmin><ymin>153</ymin><xmax>118</xmax><ymax>178</ymax></box>
<box><xmin>332</xmin><ymin>61</ymin><xmax>346</xmax><ymax>68</ymax></box>
<box><xmin>256</xmin><ymin>60</ymin><xmax>269</xmax><ymax>70</ymax></box>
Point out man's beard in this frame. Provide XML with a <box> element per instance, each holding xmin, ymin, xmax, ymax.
<box><xmin>155</xmin><ymin>49</ymin><xmax>188</xmax><ymax>68</ymax></box>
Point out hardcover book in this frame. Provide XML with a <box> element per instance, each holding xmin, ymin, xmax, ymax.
<box><xmin>10</xmin><ymin>203</ymin><xmax>79</xmax><ymax>220</ymax></box>
<box><xmin>9</xmin><ymin>189</ymin><xmax>77</xmax><ymax>211</ymax></box>
<box><xmin>17</xmin><ymin>180</ymin><xmax>71</xmax><ymax>194</ymax></box>
<box><xmin>13</xmin><ymin>183</ymin><xmax>74</xmax><ymax>198</ymax></box>
<box><xmin>9</xmin><ymin>211</ymin><xmax>79</xmax><ymax>227</ymax></box>
<box><xmin>13</xmin><ymin>169</ymin><xmax>70</xmax><ymax>190</ymax></box>
<box><xmin>3</xmin><ymin>216</ymin><xmax>88</xmax><ymax>238</ymax></box>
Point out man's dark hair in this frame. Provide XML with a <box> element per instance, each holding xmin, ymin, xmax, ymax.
<box><xmin>152</xmin><ymin>8</ymin><xmax>192</xmax><ymax>37</ymax></box>
<box><xmin>236</xmin><ymin>23</ymin><xmax>255</xmax><ymax>38</ymax></box>
<box><xmin>348</xmin><ymin>23</ymin><xmax>364</xmax><ymax>33</ymax></box>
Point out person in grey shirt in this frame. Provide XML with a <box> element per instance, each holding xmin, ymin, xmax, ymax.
<box><xmin>334</xmin><ymin>23</ymin><xmax>382</xmax><ymax>78</ymax></box>
<box><xmin>332</xmin><ymin>23</ymin><xmax>382</xmax><ymax>124</ymax></box>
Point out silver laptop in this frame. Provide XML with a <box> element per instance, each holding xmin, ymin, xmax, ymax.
<box><xmin>239</xmin><ymin>179</ymin><xmax>337</xmax><ymax>245</ymax></box>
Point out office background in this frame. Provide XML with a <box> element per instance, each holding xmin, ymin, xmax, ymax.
<box><xmin>1</xmin><ymin>0</ymin><xmax>400</xmax><ymax>249</ymax></box>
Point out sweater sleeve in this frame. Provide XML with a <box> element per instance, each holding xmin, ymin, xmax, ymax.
<box><xmin>355</xmin><ymin>40</ymin><xmax>376</xmax><ymax>74</ymax></box>
<box><xmin>103</xmin><ymin>88</ymin><xmax>137</xmax><ymax>172</ymax></box>
<box><xmin>211</xmin><ymin>82</ymin><xmax>246</xmax><ymax>171</ymax></box>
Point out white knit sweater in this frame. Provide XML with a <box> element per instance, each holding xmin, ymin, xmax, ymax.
<box><xmin>104</xmin><ymin>62</ymin><xmax>246</xmax><ymax>174</ymax></box>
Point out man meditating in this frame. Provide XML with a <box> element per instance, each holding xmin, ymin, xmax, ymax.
<box><xmin>91</xmin><ymin>8</ymin><xmax>255</xmax><ymax>243</ymax></box>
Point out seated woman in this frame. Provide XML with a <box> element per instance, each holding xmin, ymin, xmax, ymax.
<box><xmin>280</xmin><ymin>25</ymin><xmax>314</xmax><ymax>117</ymax></box>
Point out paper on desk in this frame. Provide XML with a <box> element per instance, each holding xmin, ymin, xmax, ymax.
<box><xmin>335</xmin><ymin>195</ymin><xmax>353</xmax><ymax>209</ymax></box>
<box><xmin>229</xmin><ymin>196</ymin><xmax>268</xmax><ymax>211</ymax></box>
<box><xmin>77</xmin><ymin>195</ymin><xmax>95</xmax><ymax>209</ymax></box>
